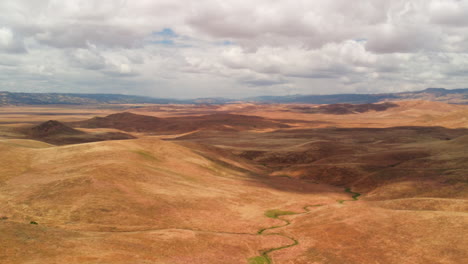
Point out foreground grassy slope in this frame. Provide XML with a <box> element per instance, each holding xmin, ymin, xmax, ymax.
<box><xmin>0</xmin><ymin>138</ymin><xmax>346</xmax><ymax>264</ymax></box>
<box><xmin>1</xmin><ymin>136</ymin><xmax>466</xmax><ymax>264</ymax></box>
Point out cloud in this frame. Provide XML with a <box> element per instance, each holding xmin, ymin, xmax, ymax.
<box><xmin>429</xmin><ymin>0</ymin><xmax>468</xmax><ymax>27</ymax></box>
<box><xmin>68</xmin><ymin>46</ymin><xmax>138</xmax><ymax>77</ymax></box>
<box><xmin>0</xmin><ymin>27</ymin><xmax>26</xmax><ymax>53</ymax></box>
<box><xmin>365</xmin><ymin>23</ymin><xmax>440</xmax><ymax>53</ymax></box>
<box><xmin>35</xmin><ymin>24</ymin><xmax>144</xmax><ymax>49</ymax></box>
<box><xmin>69</xmin><ymin>48</ymin><xmax>106</xmax><ymax>70</ymax></box>
<box><xmin>0</xmin><ymin>0</ymin><xmax>467</xmax><ymax>98</ymax></box>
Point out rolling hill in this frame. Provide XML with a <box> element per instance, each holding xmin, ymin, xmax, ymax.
<box><xmin>18</xmin><ymin>120</ymin><xmax>135</xmax><ymax>145</ymax></box>
<box><xmin>1</xmin><ymin>130</ymin><xmax>467</xmax><ymax>263</ymax></box>
<box><xmin>71</xmin><ymin>112</ymin><xmax>289</xmax><ymax>134</ymax></box>
<box><xmin>1</xmin><ymin>100</ymin><xmax>467</xmax><ymax>264</ymax></box>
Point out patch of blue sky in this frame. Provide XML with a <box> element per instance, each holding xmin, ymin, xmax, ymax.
<box><xmin>222</xmin><ymin>40</ymin><xmax>234</xmax><ymax>45</ymax></box>
<box><xmin>152</xmin><ymin>28</ymin><xmax>178</xmax><ymax>38</ymax></box>
<box><xmin>213</xmin><ymin>40</ymin><xmax>235</xmax><ymax>46</ymax></box>
<box><xmin>149</xmin><ymin>39</ymin><xmax>175</xmax><ymax>45</ymax></box>
<box><xmin>353</xmin><ymin>38</ymin><xmax>368</xmax><ymax>43</ymax></box>
<box><xmin>147</xmin><ymin>28</ymin><xmax>180</xmax><ymax>46</ymax></box>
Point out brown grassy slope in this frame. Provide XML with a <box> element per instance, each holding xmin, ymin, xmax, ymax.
<box><xmin>0</xmin><ymin>105</ymin><xmax>120</xmax><ymax>124</ymax></box>
<box><xmin>269</xmin><ymin>201</ymin><xmax>468</xmax><ymax>264</ymax></box>
<box><xmin>0</xmin><ymin>138</ymin><xmax>346</xmax><ymax>264</ymax></box>
<box><xmin>286</xmin><ymin>102</ymin><xmax>398</xmax><ymax>114</ymax></box>
<box><xmin>71</xmin><ymin>112</ymin><xmax>289</xmax><ymax>134</ymax></box>
<box><xmin>1</xmin><ymin>101</ymin><xmax>467</xmax><ymax>264</ymax></box>
<box><xmin>2</xmin><ymin>136</ymin><xmax>466</xmax><ymax>264</ymax></box>
<box><xmin>175</xmin><ymin>128</ymin><xmax>467</xmax><ymax>263</ymax></box>
<box><xmin>236</xmin><ymin>100</ymin><xmax>468</xmax><ymax>128</ymax></box>
<box><xmin>176</xmin><ymin>126</ymin><xmax>468</xmax><ymax>200</ymax></box>
<box><xmin>28</xmin><ymin>120</ymin><xmax>85</xmax><ymax>137</ymax></box>
<box><xmin>0</xmin><ymin>220</ymin><xmax>292</xmax><ymax>264</ymax></box>
<box><xmin>70</xmin><ymin>112</ymin><xmax>168</xmax><ymax>131</ymax></box>
<box><xmin>16</xmin><ymin>120</ymin><xmax>136</xmax><ymax>145</ymax></box>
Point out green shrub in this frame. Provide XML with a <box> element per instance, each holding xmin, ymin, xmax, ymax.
<box><xmin>248</xmin><ymin>256</ymin><xmax>269</xmax><ymax>264</ymax></box>
<box><xmin>264</xmin><ymin>209</ymin><xmax>296</xmax><ymax>219</ymax></box>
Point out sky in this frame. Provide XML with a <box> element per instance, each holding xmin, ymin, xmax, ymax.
<box><xmin>0</xmin><ymin>0</ymin><xmax>468</xmax><ymax>99</ymax></box>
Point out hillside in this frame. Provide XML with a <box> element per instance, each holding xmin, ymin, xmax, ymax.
<box><xmin>232</xmin><ymin>100</ymin><xmax>468</xmax><ymax>129</ymax></box>
<box><xmin>177</xmin><ymin>126</ymin><xmax>468</xmax><ymax>198</ymax></box>
<box><xmin>19</xmin><ymin>120</ymin><xmax>135</xmax><ymax>145</ymax></box>
<box><xmin>284</xmin><ymin>102</ymin><xmax>398</xmax><ymax>114</ymax></box>
<box><xmin>28</xmin><ymin>120</ymin><xmax>85</xmax><ymax>137</ymax></box>
<box><xmin>1</xmin><ymin>101</ymin><xmax>467</xmax><ymax>264</ymax></box>
<box><xmin>71</xmin><ymin>112</ymin><xmax>289</xmax><ymax>134</ymax></box>
<box><xmin>0</xmin><ymin>138</ymin><xmax>347</xmax><ymax>263</ymax></box>
<box><xmin>1</xmin><ymin>134</ymin><xmax>467</xmax><ymax>263</ymax></box>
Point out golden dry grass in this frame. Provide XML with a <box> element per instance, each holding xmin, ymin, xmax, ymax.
<box><xmin>1</xmin><ymin>101</ymin><xmax>467</xmax><ymax>264</ymax></box>
<box><xmin>0</xmin><ymin>138</ymin><xmax>347</xmax><ymax>263</ymax></box>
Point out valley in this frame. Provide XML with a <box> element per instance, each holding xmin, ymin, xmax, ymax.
<box><xmin>0</xmin><ymin>101</ymin><xmax>467</xmax><ymax>264</ymax></box>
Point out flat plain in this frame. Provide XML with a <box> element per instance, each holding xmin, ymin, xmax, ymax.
<box><xmin>1</xmin><ymin>101</ymin><xmax>467</xmax><ymax>264</ymax></box>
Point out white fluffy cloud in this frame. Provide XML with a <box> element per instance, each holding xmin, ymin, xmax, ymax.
<box><xmin>0</xmin><ymin>27</ymin><xmax>26</xmax><ymax>53</ymax></box>
<box><xmin>0</xmin><ymin>0</ymin><xmax>467</xmax><ymax>98</ymax></box>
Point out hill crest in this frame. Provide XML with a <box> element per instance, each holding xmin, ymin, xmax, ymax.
<box><xmin>72</xmin><ymin>112</ymin><xmax>289</xmax><ymax>133</ymax></box>
<box><xmin>29</xmin><ymin>120</ymin><xmax>84</xmax><ymax>137</ymax></box>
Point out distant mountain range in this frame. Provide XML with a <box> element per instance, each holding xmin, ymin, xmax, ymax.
<box><xmin>0</xmin><ymin>92</ymin><xmax>185</xmax><ymax>105</ymax></box>
<box><xmin>245</xmin><ymin>88</ymin><xmax>468</xmax><ymax>104</ymax></box>
<box><xmin>1</xmin><ymin>88</ymin><xmax>467</xmax><ymax>106</ymax></box>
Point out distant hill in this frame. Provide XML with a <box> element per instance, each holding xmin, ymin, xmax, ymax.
<box><xmin>245</xmin><ymin>93</ymin><xmax>397</xmax><ymax>104</ymax></box>
<box><xmin>71</xmin><ymin>112</ymin><xmax>289</xmax><ymax>134</ymax></box>
<box><xmin>28</xmin><ymin>120</ymin><xmax>85</xmax><ymax>138</ymax></box>
<box><xmin>1</xmin><ymin>88</ymin><xmax>467</xmax><ymax>105</ymax></box>
<box><xmin>71</xmin><ymin>112</ymin><xmax>169</xmax><ymax>132</ymax></box>
<box><xmin>284</xmin><ymin>102</ymin><xmax>399</xmax><ymax>114</ymax></box>
<box><xmin>0</xmin><ymin>91</ymin><xmax>187</xmax><ymax>105</ymax></box>
<box><xmin>245</xmin><ymin>88</ymin><xmax>468</xmax><ymax>104</ymax></box>
<box><xmin>22</xmin><ymin>120</ymin><xmax>135</xmax><ymax>145</ymax></box>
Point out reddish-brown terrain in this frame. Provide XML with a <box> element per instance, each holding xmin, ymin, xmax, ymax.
<box><xmin>71</xmin><ymin>112</ymin><xmax>289</xmax><ymax>133</ymax></box>
<box><xmin>0</xmin><ymin>100</ymin><xmax>467</xmax><ymax>264</ymax></box>
<box><xmin>14</xmin><ymin>120</ymin><xmax>135</xmax><ymax>145</ymax></box>
<box><xmin>284</xmin><ymin>102</ymin><xmax>399</xmax><ymax>114</ymax></box>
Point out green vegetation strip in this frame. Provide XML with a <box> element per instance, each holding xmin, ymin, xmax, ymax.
<box><xmin>345</xmin><ymin>187</ymin><xmax>361</xmax><ymax>200</ymax></box>
<box><xmin>264</xmin><ymin>209</ymin><xmax>297</xmax><ymax>219</ymax></box>
<box><xmin>131</xmin><ymin>150</ymin><xmax>159</xmax><ymax>161</ymax></box>
<box><xmin>250</xmin><ymin>205</ymin><xmax>324</xmax><ymax>263</ymax></box>
<box><xmin>250</xmin><ymin>188</ymin><xmax>361</xmax><ymax>263</ymax></box>
<box><xmin>338</xmin><ymin>188</ymin><xmax>361</xmax><ymax>204</ymax></box>
<box><xmin>248</xmin><ymin>255</ymin><xmax>270</xmax><ymax>264</ymax></box>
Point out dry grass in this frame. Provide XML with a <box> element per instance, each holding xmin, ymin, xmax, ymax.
<box><xmin>1</xmin><ymin>101</ymin><xmax>467</xmax><ymax>263</ymax></box>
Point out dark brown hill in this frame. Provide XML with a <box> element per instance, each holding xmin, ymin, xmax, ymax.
<box><xmin>168</xmin><ymin>113</ymin><xmax>290</xmax><ymax>131</ymax></box>
<box><xmin>29</xmin><ymin>120</ymin><xmax>84</xmax><ymax>137</ymax></box>
<box><xmin>72</xmin><ymin>112</ymin><xmax>289</xmax><ymax>134</ymax></box>
<box><xmin>23</xmin><ymin>120</ymin><xmax>135</xmax><ymax>145</ymax></box>
<box><xmin>286</xmin><ymin>102</ymin><xmax>398</xmax><ymax>114</ymax></box>
<box><xmin>71</xmin><ymin>112</ymin><xmax>168</xmax><ymax>132</ymax></box>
